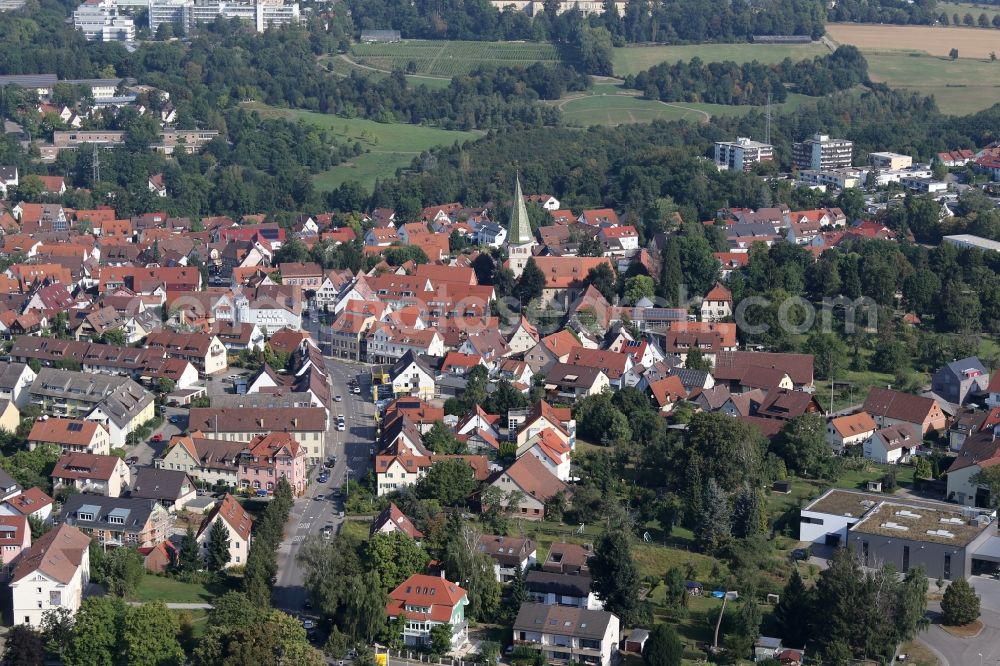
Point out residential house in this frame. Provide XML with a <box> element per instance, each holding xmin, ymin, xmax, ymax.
<box><xmin>487</xmin><ymin>454</ymin><xmax>569</xmax><ymax>521</ymax></box>
<box><xmin>9</xmin><ymin>524</ymin><xmax>90</xmax><ymax>628</ymax></box>
<box><xmin>0</xmin><ymin>362</ymin><xmax>36</xmax><ymax>408</ymax></box>
<box><xmin>0</xmin><ymin>399</ymin><xmax>19</xmax><ymax>433</ymax></box>
<box><xmin>563</xmin><ymin>347</ymin><xmax>632</xmax><ymax>389</ymax></box>
<box><xmin>386</xmin><ymin>574</ymin><xmax>470</xmax><ymax>648</ymax></box>
<box><xmin>532</xmin><ymin>257</ymin><xmax>615</xmax><ymax>308</ymax></box>
<box><xmin>147</xmin><ymin>173</ymin><xmax>167</xmax><ymax>197</ymax></box>
<box><xmin>196</xmin><ymin>493</ymin><xmax>252</xmax><ymax>568</ymax></box>
<box><xmin>329</xmin><ymin>310</ymin><xmax>375</xmax><ymax>361</ymax></box>
<box><xmin>0</xmin><ymin>515</ymin><xmax>31</xmax><ymax>570</ymax></box>
<box><xmin>145</xmin><ymin>330</ymin><xmax>228</xmax><ymax>376</ymax></box>
<box><xmin>156</xmin><ymin>434</ymin><xmax>244</xmax><ymax>488</ymax></box>
<box><xmin>376</xmin><ymin>453</ymin><xmax>489</xmax><ymax>496</ymax></box>
<box><xmin>988</xmin><ymin>373</ymin><xmax>1000</xmax><ymax>408</ymax></box>
<box><xmin>384</xmin><ymin>398</ymin><xmax>445</xmax><ymax>434</ymax></box>
<box><xmin>0</xmin><ymin>488</ymin><xmax>54</xmax><ymax>523</ymax></box>
<box><xmin>700</xmin><ymin>283</ymin><xmax>733</xmax><ymax>322</ymax></box>
<box><xmin>478</xmin><ymin>535</ymin><xmax>536</xmax><ymax>582</ymax></box>
<box><xmin>525</xmin><ymin>329</ymin><xmax>580</xmax><ymax>375</ymax></box>
<box><xmin>389</xmin><ymin>351</ymin><xmax>437</xmax><ymax>400</ymax></box>
<box><xmin>57</xmin><ymin>494</ymin><xmax>170</xmax><ymax>548</ymax></box>
<box><xmin>755</xmin><ymin>389</ymin><xmax>823</xmax><ymax>421</ymax></box>
<box><xmin>187</xmin><ymin>407</ymin><xmax>327</xmax><ymax>464</ymax></box>
<box><xmin>661</xmin><ymin>322</ymin><xmax>738</xmax><ymax>367</ymax></box>
<box><xmin>513</xmin><ymin>603</ymin><xmax>620</xmax><ymax>666</ymax></box>
<box><xmin>517</xmin><ymin>429</ymin><xmax>572</xmax><ymax>482</ymax></box>
<box><xmin>543</xmin><ymin>363</ymin><xmax>610</xmax><ymax>401</ymax></box>
<box><xmin>826</xmin><ymin>412</ymin><xmax>877</xmax><ymax>454</ymax></box>
<box><xmin>371</xmin><ymin>502</ymin><xmax>424</xmax><ymax>542</ymax></box>
<box><xmin>237</xmin><ymin>432</ymin><xmax>307</xmax><ymax>497</ymax></box>
<box><xmin>525</xmin><ymin>571</ymin><xmax>602</xmax><ymax>610</ymax></box>
<box><xmin>863</xmin><ymin>387</ymin><xmax>948</xmax><ymax>439</ymax></box>
<box><xmin>507</xmin><ymin>316</ymin><xmax>540</xmax><ymax>355</ymax></box>
<box><xmin>28</xmin><ymin>417</ymin><xmax>111</xmax><ymax>455</ymax></box>
<box><xmin>864</xmin><ymin>425</ymin><xmax>917</xmax><ymax>465</ymax></box>
<box><xmin>511</xmin><ymin>400</ymin><xmax>576</xmax><ymax>451</ymax></box>
<box><xmin>278</xmin><ymin>262</ymin><xmax>323</xmax><ymax>289</ymax></box>
<box><xmin>542</xmin><ymin>543</ymin><xmax>592</xmax><ymax>575</ymax></box>
<box><xmin>931</xmin><ymin>357</ymin><xmax>990</xmax><ymax>406</ymax></box>
<box><xmin>130</xmin><ymin>468</ymin><xmax>197</xmax><ymax>512</ymax></box>
<box><xmin>647</xmin><ymin>376</ymin><xmax>687</xmax><ymax>414</ymax></box>
<box><xmin>28</xmin><ymin>368</ymin><xmax>155</xmax><ymax>446</ymax></box>
<box><xmin>51</xmin><ymin>453</ymin><xmax>129</xmax><ymax>498</ymax></box>
<box><xmin>713</xmin><ymin>351</ymin><xmax>815</xmax><ymax>392</ymax></box>
<box><xmin>947</xmin><ymin>432</ymin><xmax>1000</xmax><ymax>505</ymax></box>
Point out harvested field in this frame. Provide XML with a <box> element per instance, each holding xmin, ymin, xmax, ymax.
<box><xmin>826</xmin><ymin>22</ymin><xmax>1000</xmax><ymax>59</ymax></box>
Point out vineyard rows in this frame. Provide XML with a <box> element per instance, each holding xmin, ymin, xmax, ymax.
<box><xmin>351</xmin><ymin>40</ymin><xmax>560</xmax><ymax>77</ymax></box>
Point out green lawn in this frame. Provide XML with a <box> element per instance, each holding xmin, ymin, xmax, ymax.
<box><xmin>937</xmin><ymin>1</ymin><xmax>1000</xmax><ymax>20</ymax></box>
<box><xmin>130</xmin><ymin>574</ymin><xmax>231</xmax><ymax>604</ymax></box>
<box><xmin>322</xmin><ymin>54</ymin><xmax>453</xmax><ymax>90</ymax></box>
<box><xmin>243</xmin><ymin>103</ymin><xmax>479</xmax><ymax>191</ymax></box>
<box><xmin>612</xmin><ymin>42</ymin><xmax>829</xmax><ymax>77</ymax></box>
<box><xmin>865</xmin><ymin>51</ymin><xmax>1000</xmax><ymax>115</ymax></box>
<box><xmin>350</xmin><ymin>40</ymin><xmax>561</xmax><ymax>78</ymax></box>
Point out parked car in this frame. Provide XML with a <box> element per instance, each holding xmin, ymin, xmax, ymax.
<box><xmin>169</xmin><ymin>415</ymin><xmax>182</xmax><ymax>424</ymax></box>
<box><xmin>125</xmin><ymin>456</ymin><xmax>139</xmax><ymax>465</ymax></box>
<box><xmin>150</xmin><ymin>433</ymin><xmax>163</xmax><ymax>442</ymax></box>
<box><xmin>332</xmin><ymin>488</ymin><xmax>342</xmax><ymax>497</ymax></box>
<box><xmin>337</xmin><ymin>422</ymin><xmax>346</xmax><ymax>431</ymax></box>
<box><xmin>302</xmin><ymin>619</ymin><xmax>316</xmax><ymax>630</ymax></box>
<box><xmin>334</xmin><ymin>395</ymin><xmax>342</xmax><ymax>402</ymax></box>
<box><xmin>791</xmin><ymin>548</ymin><xmax>809</xmax><ymax>561</ymax></box>
<box><xmin>318</xmin><ymin>475</ymin><xmax>329</xmax><ymax>484</ymax></box>
<box><xmin>255</xmin><ymin>489</ymin><xmax>268</xmax><ymax>497</ymax></box>
<box><xmin>352</xmin><ymin>385</ymin><xmax>361</xmax><ymax>394</ymax></box>
<box><xmin>315</xmin><ymin>494</ymin><xmax>325</xmax><ymax>502</ymax></box>
<box><xmin>323</xmin><ymin>461</ymin><xmax>334</xmax><ymax>469</ymax></box>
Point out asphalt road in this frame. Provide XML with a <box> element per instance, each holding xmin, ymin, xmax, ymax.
<box><xmin>272</xmin><ymin>356</ymin><xmax>376</xmax><ymax>613</ymax></box>
<box><xmin>918</xmin><ymin>578</ymin><xmax>1000</xmax><ymax>666</ymax></box>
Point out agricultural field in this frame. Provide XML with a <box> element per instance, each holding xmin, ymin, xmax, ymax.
<box><xmin>827</xmin><ymin>22</ymin><xmax>1000</xmax><ymax>114</ymax></box>
<box><xmin>350</xmin><ymin>40</ymin><xmax>561</xmax><ymax>78</ymax></box>
<box><xmin>612</xmin><ymin>42</ymin><xmax>829</xmax><ymax>77</ymax></box>
<box><xmin>242</xmin><ymin>103</ymin><xmax>479</xmax><ymax>190</ymax></box>
<box><xmin>826</xmin><ymin>22</ymin><xmax>1000</xmax><ymax>58</ymax></box>
<box><xmin>323</xmin><ymin>54</ymin><xmax>452</xmax><ymax>90</ymax></box>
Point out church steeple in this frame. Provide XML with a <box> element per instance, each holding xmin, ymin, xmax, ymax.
<box><xmin>508</xmin><ymin>176</ymin><xmax>533</xmax><ymax>246</ymax></box>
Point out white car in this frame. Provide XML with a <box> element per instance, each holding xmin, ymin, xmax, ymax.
<box><xmin>302</xmin><ymin>619</ymin><xmax>316</xmax><ymax>630</ymax></box>
<box><xmin>334</xmin><ymin>395</ymin><xmax>342</xmax><ymax>402</ymax></box>
<box><xmin>337</xmin><ymin>422</ymin><xmax>346</xmax><ymax>431</ymax></box>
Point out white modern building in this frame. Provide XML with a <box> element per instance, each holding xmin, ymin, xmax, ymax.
<box><xmin>73</xmin><ymin>0</ymin><xmax>135</xmax><ymax>42</ymax></box>
<box><xmin>714</xmin><ymin>137</ymin><xmax>774</xmax><ymax>173</ymax></box>
<box><xmin>793</xmin><ymin>134</ymin><xmax>853</xmax><ymax>171</ymax></box>
<box><xmin>148</xmin><ymin>0</ymin><xmax>300</xmax><ymax>34</ymax></box>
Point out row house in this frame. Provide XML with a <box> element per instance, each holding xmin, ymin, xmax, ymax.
<box><xmin>187</xmin><ymin>407</ymin><xmax>327</xmax><ymax>464</ymax></box>
<box><xmin>145</xmin><ymin>330</ymin><xmax>228</xmax><ymax>375</ymax></box>
<box><xmin>156</xmin><ymin>434</ymin><xmax>245</xmax><ymax>488</ymax></box>
<box><xmin>376</xmin><ymin>452</ymin><xmax>489</xmax><ymax>496</ymax></box>
<box><xmin>237</xmin><ymin>432</ymin><xmax>307</xmax><ymax>496</ymax></box>
<box><xmin>367</xmin><ymin>324</ymin><xmax>445</xmax><ymax>364</ymax></box>
<box><xmin>278</xmin><ymin>262</ymin><xmax>323</xmax><ymax>289</ymax></box>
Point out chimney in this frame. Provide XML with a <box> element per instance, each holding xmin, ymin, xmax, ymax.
<box><xmin>292</xmin><ymin>418</ymin><xmax>297</xmax><ymax>428</ymax></box>
<box><xmin>439</xmin><ymin>570</ymin><xmax>446</xmax><ymax>579</ymax></box>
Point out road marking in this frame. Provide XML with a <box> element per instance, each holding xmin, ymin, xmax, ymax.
<box><xmin>298</xmin><ymin>522</ymin><xmax>310</xmax><ymax>529</ymax></box>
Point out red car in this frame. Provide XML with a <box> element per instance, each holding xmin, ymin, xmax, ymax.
<box><xmin>150</xmin><ymin>433</ymin><xmax>163</xmax><ymax>442</ymax></box>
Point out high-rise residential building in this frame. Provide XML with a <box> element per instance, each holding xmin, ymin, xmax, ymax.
<box><xmin>73</xmin><ymin>0</ymin><xmax>135</xmax><ymax>42</ymax></box>
<box><xmin>793</xmin><ymin>133</ymin><xmax>854</xmax><ymax>171</ymax></box>
<box><xmin>148</xmin><ymin>0</ymin><xmax>299</xmax><ymax>35</ymax></box>
<box><xmin>713</xmin><ymin>137</ymin><xmax>774</xmax><ymax>173</ymax></box>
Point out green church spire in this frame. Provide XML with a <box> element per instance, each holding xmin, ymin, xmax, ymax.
<box><xmin>508</xmin><ymin>176</ymin><xmax>533</xmax><ymax>246</ymax></box>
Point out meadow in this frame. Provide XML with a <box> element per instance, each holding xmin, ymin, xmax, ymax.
<box><xmin>243</xmin><ymin>103</ymin><xmax>479</xmax><ymax>190</ymax></box>
<box><xmin>936</xmin><ymin>0</ymin><xmax>1000</xmax><ymax>20</ymax></box>
<box><xmin>611</xmin><ymin>42</ymin><xmax>829</xmax><ymax>77</ymax></box>
<box><xmin>350</xmin><ymin>40</ymin><xmax>561</xmax><ymax>77</ymax></box>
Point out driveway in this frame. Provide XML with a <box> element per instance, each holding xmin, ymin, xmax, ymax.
<box><xmin>918</xmin><ymin>579</ymin><xmax>1000</xmax><ymax>666</ymax></box>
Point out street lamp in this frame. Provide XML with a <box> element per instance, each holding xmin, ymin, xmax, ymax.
<box><xmin>979</xmin><ymin>653</ymin><xmax>983</xmax><ymax>666</ymax></box>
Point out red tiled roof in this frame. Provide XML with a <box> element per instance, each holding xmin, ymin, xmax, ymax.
<box><xmin>386</xmin><ymin>574</ymin><xmax>467</xmax><ymax>623</ymax></box>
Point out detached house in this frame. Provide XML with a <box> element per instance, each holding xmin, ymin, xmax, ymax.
<box><xmin>478</xmin><ymin>534</ymin><xmax>537</xmax><ymax>582</ymax></box>
<box><xmin>371</xmin><ymin>502</ymin><xmax>424</xmax><ymax>542</ymax></box>
<box><xmin>389</xmin><ymin>351</ymin><xmax>437</xmax><ymax>401</ymax></box>
<box><xmin>525</xmin><ymin>570</ymin><xmax>603</xmax><ymax>610</ymax></box>
<box><xmin>196</xmin><ymin>493</ymin><xmax>252</xmax><ymax>568</ymax></box>
<box><xmin>28</xmin><ymin>418</ymin><xmax>111</xmax><ymax>455</ymax></box>
<box><xmin>487</xmin><ymin>454</ymin><xmax>569</xmax><ymax>520</ymax></box>
<box><xmin>51</xmin><ymin>452</ymin><xmax>129</xmax><ymax>497</ymax></box>
<box><xmin>700</xmin><ymin>283</ymin><xmax>733</xmax><ymax>322</ymax></box>
<box><xmin>513</xmin><ymin>603</ymin><xmax>620</xmax><ymax>666</ymax></box>
<box><xmin>544</xmin><ymin>363</ymin><xmax>610</xmax><ymax>401</ymax></box>
<box><xmin>826</xmin><ymin>412</ymin><xmax>877</xmax><ymax>454</ymax></box>
<box><xmin>386</xmin><ymin>574</ymin><xmax>470</xmax><ymax>648</ymax></box>
<box><xmin>864</xmin><ymin>425</ymin><xmax>917</xmax><ymax>465</ymax></box>
<box><xmin>10</xmin><ymin>524</ymin><xmax>90</xmax><ymax>628</ymax></box>
<box><xmin>863</xmin><ymin>387</ymin><xmax>947</xmax><ymax>439</ymax></box>
<box><xmin>931</xmin><ymin>357</ymin><xmax>989</xmax><ymax>406</ymax></box>
<box><xmin>517</xmin><ymin>429</ymin><xmax>572</xmax><ymax>481</ymax></box>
